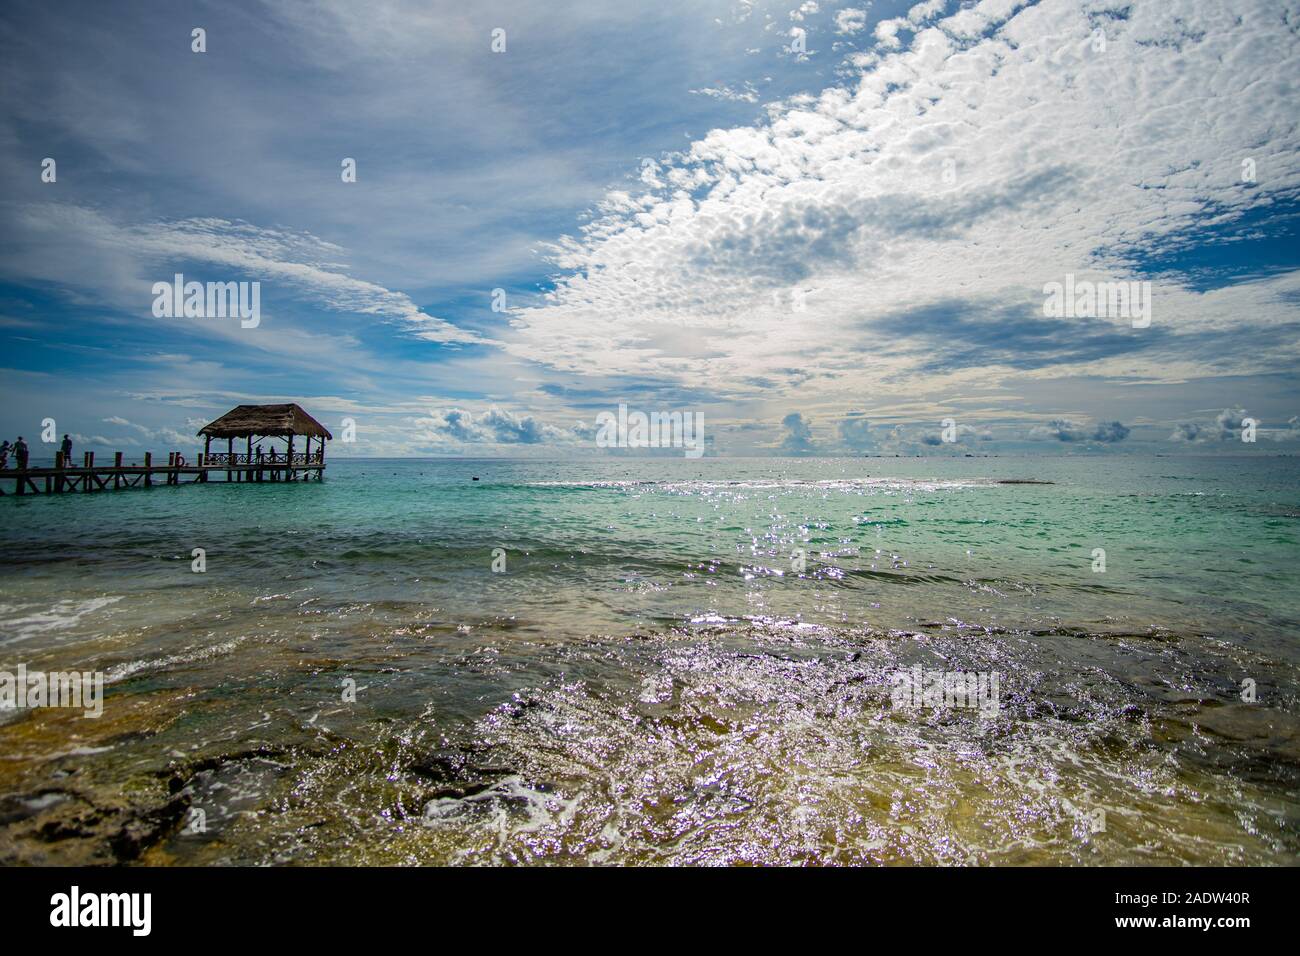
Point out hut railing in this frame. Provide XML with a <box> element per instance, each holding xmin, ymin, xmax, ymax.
<box><xmin>200</xmin><ymin>451</ymin><xmax>324</xmax><ymax>467</ymax></box>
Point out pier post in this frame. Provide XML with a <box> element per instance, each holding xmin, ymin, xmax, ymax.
<box><xmin>54</xmin><ymin>451</ymin><xmax>63</xmax><ymax>492</ymax></box>
<box><xmin>227</xmin><ymin>437</ymin><xmax>234</xmax><ymax>482</ymax></box>
<box><xmin>144</xmin><ymin>452</ymin><xmax>152</xmax><ymax>486</ymax></box>
<box><xmin>84</xmin><ymin>452</ymin><xmax>94</xmax><ymax>492</ymax></box>
<box><xmin>114</xmin><ymin>452</ymin><xmax>123</xmax><ymax>489</ymax></box>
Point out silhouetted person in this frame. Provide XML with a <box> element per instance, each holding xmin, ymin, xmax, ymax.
<box><xmin>60</xmin><ymin>434</ymin><xmax>72</xmax><ymax>466</ymax></box>
<box><xmin>13</xmin><ymin>436</ymin><xmax>28</xmax><ymax>470</ymax></box>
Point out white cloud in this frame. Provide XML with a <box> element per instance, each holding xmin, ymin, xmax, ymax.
<box><xmin>835</xmin><ymin>8</ymin><xmax>869</xmax><ymax>35</ymax></box>
<box><xmin>779</xmin><ymin>411</ymin><xmax>816</xmax><ymax>453</ymax></box>
<box><xmin>416</xmin><ymin>406</ymin><xmax>576</xmax><ymax>445</ymax></box>
<box><xmin>1029</xmin><ymin>419</ymin><xmax>1130</xmax><ymax>443</ymax></box>
<box><xmin>2</xmin><ymin>204</ymin><xmax>490</xmax><ymax>350</ymax></box>
<box><xmin>1167</xmin><ymin>407</ymin><xmax>1292</xmax><ymax>442</ymax></box>
<box><xmin>874</xmin><ymin>17</ymin><xmax>905</xmax><ymax>48</ymax></box>
<box><xmin>502</xmin><ymin>0</ymin><xmax>1300</xmax><ymax>423</ymax></box>
<box><xmin>691</xmin><ymin>82</ymin><xmax>762</xmax><ymax>103</ymax></box>
<box><xmin>838</xmin><ymin>413</ymin><xmax>874</xmax><ymax>448</ymax></box>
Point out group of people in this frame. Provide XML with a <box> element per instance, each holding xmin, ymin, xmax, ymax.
<box><xmin>0</xmin><ymin>434</ymin><xmax>73</xmax><ymax>470</ymax></box>
<box><xmin>0</xmin><ymin>436</ymin><xmax>30</xmax><ymax>470</ymax></box>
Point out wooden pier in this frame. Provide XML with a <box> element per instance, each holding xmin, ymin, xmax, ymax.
<box><xmin>0</xmin><ymin>451</ymin><xmax>324</xmax><ymax>496</ymax></box>
<box><xmin>1</xmin><ymin>402</ymin><xmax>331</xmax><ymax>497</ymax></box>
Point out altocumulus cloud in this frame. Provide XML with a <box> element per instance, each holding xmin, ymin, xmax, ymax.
<box><xmin>503</xmin><ymin>0</ymin><xmax>1300</xmax><ymax>422</ymax></box>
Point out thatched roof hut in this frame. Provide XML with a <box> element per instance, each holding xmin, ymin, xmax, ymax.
<box><xmin>197</xmin><ymin>403</ymin><xmax>332</xmax><ymax>464</ymax></box>
<box><xmin>197</xmin><ymin>404</ymin><xmax>332</xmax><ymax>440</ymax></box>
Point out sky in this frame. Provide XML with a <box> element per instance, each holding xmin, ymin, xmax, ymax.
<box><xmin>0</xmin><ymin>0</ymin><xmax>1297</xmax><ymax>458</ymax></box>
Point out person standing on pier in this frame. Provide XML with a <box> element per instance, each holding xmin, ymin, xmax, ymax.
<box><xmin>0</xmin><ymin>440</ymin><xmax>9</xmax><ymax>469</ymax></box>
<box><xmin>13</xmin><ymin>436</ymin><xmax>28</xmax><ymax>470</ymax></box>
<box><xmin>60</xmin><ymin>434</ymin><xmax>72</xmax><ymax>465</ymax></box>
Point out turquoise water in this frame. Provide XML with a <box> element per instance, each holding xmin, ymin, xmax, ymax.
<box><xmin>1</xmin><ymin>456</ymin><xmax>1298</xmax><ymax>864</ymax></box>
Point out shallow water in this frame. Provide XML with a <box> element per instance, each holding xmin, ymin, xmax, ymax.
<box><xmin>0</xmin><ymin>456</ymin><xmax>1297</xmax><ymax>864</ymax></box>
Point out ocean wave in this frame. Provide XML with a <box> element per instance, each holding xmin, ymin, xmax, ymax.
<box><xmin>104</xmin><ymin>637</ymin><xmax>247</xmax><ymax>684</ymax></box>
<box><xmin>0</xmin><ymin>596</ymin><xmax>123</xmax><ymax>647</ymax></box>
<box><xmin>523</xmin><ymin>477</ymin><xmax>1003</xmax><ymax>492</ymax></box>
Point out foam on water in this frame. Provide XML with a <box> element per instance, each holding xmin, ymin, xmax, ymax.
<box><xmin>120</xmin><ymin>620</ymin><xmax>1296</xmax><ymax>866</ymax></box>
<box><xmin>0</xmin><ymin>597</ymin><xmax>122</xmax><ymax>647</ymax></box>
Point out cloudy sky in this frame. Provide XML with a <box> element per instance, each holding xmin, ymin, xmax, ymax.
<box><xmin>1</xmin><ymin>0</ymin><xmax>1297</xmax><ymax>457</ymax></box>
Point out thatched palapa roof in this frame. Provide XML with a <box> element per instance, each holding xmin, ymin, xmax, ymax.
<box><xmin>197</xmin><ymin>404</ymin><xmax>333</xmax><ymax>440</ymax></box>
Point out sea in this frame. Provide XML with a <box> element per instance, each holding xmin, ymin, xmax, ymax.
<box><xmin>1</xmin><ymin>455</ymin><xmax>1297</xmax><ymax>865</ymax></box>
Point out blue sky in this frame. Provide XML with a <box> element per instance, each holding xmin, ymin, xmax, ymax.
<box><xmin>1</xmin><ymin>0</ymin><xmax>1297</xmax><ymax>457</ymax></box>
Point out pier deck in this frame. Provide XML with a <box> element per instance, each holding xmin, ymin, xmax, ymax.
<box><xmin>1</xmin><ymin>452</ymin><xmax>324</xmax><ymax>496</ymax></box>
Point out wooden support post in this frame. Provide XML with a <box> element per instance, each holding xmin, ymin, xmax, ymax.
<box><xmin>84</xmin><ymin>451</ymin><xmax>93</xmax><ymax>468</ymax></box>
<box><xmin>115</xmin><ymin>452</ymin><xmax>123</xmax><ymax>488</ymax></box>
<box><xmin>144</xmin><ymin>451</ymin><xmax>152</xmax><ymax>486</ymax></box>
<box><xmin>227</xmin><ymin>437</ymin><xmax>234</xmax><ymax>482</ymax></box>
<box><xmin>287</xmin><ymin>433</ymin><xmax>295</xmax><ymax>482</ymax></box>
